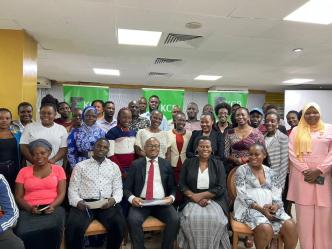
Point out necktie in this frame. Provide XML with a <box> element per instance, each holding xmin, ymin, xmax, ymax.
<box><xmin>145</xmin><ymin>160</ymin><xmax>154</xmax><ymax>200</ymax></box>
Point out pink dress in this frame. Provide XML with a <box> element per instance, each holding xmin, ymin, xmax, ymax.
<box><xmin>287</xmin><ymin>124</ymin><xmax>332</xmax><ymax>207</ymax></box>
<box><xmin>15</xmin><ymin>165</ymin><xmax>66</xmax><ymax>206</ymax></box>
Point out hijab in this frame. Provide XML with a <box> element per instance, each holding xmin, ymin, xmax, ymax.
<box><xmin>294</xmin><ymin>102</ymin><xmax>325</xmax><ymax>158</ymax></box>
<box><xmin>82</xmin><ymin>106</ymin><xmax>98</xmax><ymax>131</ymax></box>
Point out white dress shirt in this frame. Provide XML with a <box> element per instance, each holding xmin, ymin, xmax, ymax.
<box><xmin>197</xmin><ymin>168</ymin><xmax>209</xmax><ymax>189</ymax></box>
<box><xmin>96</xmin><ymin>118</ymin><xmax>117</xmax><ymax>133</ymax></box>
<box><xmin>68</xmin><ymin>157</ymin><xmax>123</xmax><ymax>207</ymax></box>
<box><xmin>128</xmin><ymin>157</ymin><xmax>174</xmax><ymax>204</ymax></box>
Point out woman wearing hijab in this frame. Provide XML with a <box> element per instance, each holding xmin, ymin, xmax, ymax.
<box><xmin>287</xmin><ymin>102</ymin><xmax>332</xmax><ymax>249</ymax></box>
<box><xmin>67</xmin><ymin>106</ymin><xmax>106</xmax><ymax>169</ymax></box>
<box><xmin>15</xmin><ymin>139</ymin><xmax>66</xmax><ymax>249</ymax></box>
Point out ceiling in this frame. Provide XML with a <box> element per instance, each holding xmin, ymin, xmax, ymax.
<box><xmin>1</xmin><ymin>0</ymin><xmax>332</xmax><ymax>91</ymax></box>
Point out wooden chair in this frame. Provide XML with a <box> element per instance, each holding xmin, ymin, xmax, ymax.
<box><xmin>61</xmin><ymin>219</ymin><xmax>122</xmax><ymax>249</ymax></box>
<box><xmin>130</xmin><ymin>216</ymin><xmax>177</xmax><ymax>249</ymax></box>
<box><xmin>227</xmin><ymin>167</ymin><xmax>283</xmax><ymax>249</ymax></box>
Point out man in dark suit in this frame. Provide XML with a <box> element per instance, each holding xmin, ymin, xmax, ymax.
<box><xmin>124</xmin><ymin>137</ymin><xmax>179</xmax><ymax>249</ymax></box>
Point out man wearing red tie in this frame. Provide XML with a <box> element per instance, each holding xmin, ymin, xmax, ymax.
<box><xmin>124</xmin><ymin>137</ymin><xmax>179</xmax><ymax>249</ymax></box>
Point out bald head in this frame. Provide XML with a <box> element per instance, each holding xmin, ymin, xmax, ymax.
<box><xmin>144</xmin><ymin>137</ymin><xmax>160</xmax><ymax>159</ymax></box>
<box><xmin>128</xmin><ymin>100</ymin><xmax>140</xmax><ymax>117</ymax></box>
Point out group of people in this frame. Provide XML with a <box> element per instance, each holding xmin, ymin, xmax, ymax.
<box><xmin>0</xmin><ymin>92</ymin><xmax>331</xmax><ymax>249</ymax></box>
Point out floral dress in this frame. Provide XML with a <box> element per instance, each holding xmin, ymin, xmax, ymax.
<box><xmin>67</xmin><ymin>123</ymin><xmax>105</xmax><ymax>168</ymax></box>
<box><xmin>234</xmin><ymin>164</ymin><xmax>290</xmax><ymax>233</ymax></box>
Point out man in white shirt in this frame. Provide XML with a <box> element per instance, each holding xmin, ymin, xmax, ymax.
<box><xmin>66</xmin><ymin>138</ymin><xmax>125</xmax><ymax>249</ymax></box>
<box><xmin>96</xmin><ymin>101</ymin><xmax>117</xmax><ymax>133</ymax></box>
<box><xmin>124</xmin><ymin>137</ymin><xmax>178</xmax><ymax>249</ymax></box>
<box><xmin>12</xmin><ymin>102</ymin><xmax>34</xmax><ymax>133</ymax></box>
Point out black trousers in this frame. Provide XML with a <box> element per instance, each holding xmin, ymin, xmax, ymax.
<box><xmin>0</xmin><ymin>229</ymin><xmax>24</xmax><ymax>249</ymax></box>
<box><xmin>127</xmin><ymin>205</ymin><xmax>179</xmax><ymax>249</ymax></box>
<box><xmin>65</xmin><ymin>205</ymin><xmax>126</xmax><ymax>249</ymax></box>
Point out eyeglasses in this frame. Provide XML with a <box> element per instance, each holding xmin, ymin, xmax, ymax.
<box><xmin>145</xmin><ymin>145</ymin><xmax>160</xmax><ymax>149</ymax></box>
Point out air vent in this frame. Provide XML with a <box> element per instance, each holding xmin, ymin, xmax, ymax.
<box><xmin>148</xmin><ymin>72</ymin><xmax>173</xmax><ymax>77</ymax></box>
<box><xmin>164</xmin><ymin>33</ymin><xmax>203</xmax><ymax>45</ymax></box>
<box><xmin>154</xmin><ymin>58</ymin><xmax>182</xmax><ymax>64</ymax></box>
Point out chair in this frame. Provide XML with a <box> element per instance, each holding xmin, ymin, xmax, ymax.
<box><xmin>227</xmin><ymin>167</ymin><xmax>283</xmax><ymax>249</ymax></box>
<box><xmin>130</xmin><ymin>216</ymin><xmax>177</xmax><ymax>249</ymax></box>
<box><xmin>61</xmin><ymin>219</ymin><xmax>122</xmax><ymax>249</ymax></box>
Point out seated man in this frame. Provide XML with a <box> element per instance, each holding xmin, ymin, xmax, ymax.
<box><xmin>125</xmin><ymin>137</ymin><xmax>179</xmax><ymax>249</ymax></box>
<box><xmin>66</xmin><ymin>138</ymin><xmax>126</xmax><ymax>249</ymax></box>
<box><xmin>0</xmin><ymin>174</ymin><xmax>24</xmax><ymax>249</ymax></box>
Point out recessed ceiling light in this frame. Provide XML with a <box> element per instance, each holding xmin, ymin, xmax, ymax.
<box><xmin>93</xmin><ymin>68</ymin><xmax>120</xmax><ymax>76</ymax></box>
<box><xmin>284</xmin><ymin>0</ymin><xmax>332</xmax><ymax>25</ymax></box>
<box><xmin>292</xmin><ymin>48</ymin><xmax>303</xmax><ymax>53</ymax></box>
<box><xmin>194</xmin><ymin>75</ymin><xmax>223</xmax><ymax>81</ymax></box>
<box><xmin>283</xmin><ymin>78</ymin><xmax>314</xmax><ymax>84</ymax></box>
<box><xmin>185</xmin><ymin>22</ymin><xmax>202</xmax><ymax>29</ymax></box>
<box><xmin>117</xmin><ymin>29</ymin><xmax>162</xmax><ymax>46</ymax></box>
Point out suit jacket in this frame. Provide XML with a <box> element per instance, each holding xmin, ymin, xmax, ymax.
<box><xmin>179</xmin><ymin>157</ymin><xmax>229</xmax><ymax>214</ymax></box>
<box><xmin>186</xmin><ymin>129</ymin><xmax>224</xmax><ymax>160</ymax></box>
<box><xmin>124</xmin><ymin>157</ymin><xmax>176</xmax><ymax>200</ymax></box>
<box><xmin>264</xmin><ymin>130</ymin><xmax>289</xmax><ymax>189</ymax></box>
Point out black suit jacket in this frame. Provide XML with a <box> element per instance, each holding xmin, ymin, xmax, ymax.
<box><xmin>124</xmin><ymin>157</ymin><xmax>176</xmax><ymax>200</ymax></box>
<box><xmin>179</xmin><ymin>157</ymin><xmax>229</xmax><ymax>214</ymax></box>
<box><xmin>186</xmin><ymin>129</ymin><xmax>224</xmax><ymax>160</ymax></box>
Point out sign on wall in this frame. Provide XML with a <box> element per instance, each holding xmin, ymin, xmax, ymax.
<box><xmin>208</xmin><ymin>91</ymin><xmax>248</xmax><ymax>109</ymax></box>
<box><xmin>142</xmin><ymin>88</ymin><xmax>184</xmax><ymax>120</ymax></box>
<box><xmin>63</xmin><ymin>85</ymin><xmax>109</xmax><ymax>110</ymax></box>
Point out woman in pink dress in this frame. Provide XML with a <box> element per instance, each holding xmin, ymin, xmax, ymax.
<box><xmin>287</xmin><ymin>102</ymin><xmax>332</xmax><ymax>249</ymax></box>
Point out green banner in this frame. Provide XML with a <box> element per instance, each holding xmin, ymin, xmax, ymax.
<box><xmin>208</xmin><ymin>91</ymin><xmax>248</xmax><ymax>108</ymax></box>
<box><xmin>142</xmin><ymin>88</ymin><xmax>185</xmax><ymax>120</ymax></box>
<box><xmin>63</xmin><ymin>85</ymin><xmax>109</xmax><ymax>110</ymax></box>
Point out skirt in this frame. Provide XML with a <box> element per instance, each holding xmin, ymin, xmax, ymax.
<box><xmin>14</xmin><ymin>207</ymin><xmax>65</xmax><ymax>249</ymax></box>
<box><xmin>178</xmin><ymin>201</ymin><xmax>231</xmax><ymax>249</ymax></box>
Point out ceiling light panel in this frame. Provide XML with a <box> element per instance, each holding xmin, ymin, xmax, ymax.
<box><xmin>194</xmin><ymin>75</ymin><xmax>223</xmax><ymax>81</ymax></box>
<box><xmin>284</xmin><ymin>0</ymin><xmax>332</xmax><ymax>25</ymax></box>
<box><xmin>117</xmin><ymin>29</ymin><xmax>162</xmax><ymax>46</ymax></box>
<box><xmin>283</xmin><ymin>78</ymin><xmax>314</xmax><ymax>84</ymax></box>
<box><xmin>93</xmin><ymin>68</ymin><xmax>120</xmax><ymax>76</ymax></box>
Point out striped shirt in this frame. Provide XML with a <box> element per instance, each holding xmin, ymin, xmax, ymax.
<box><xmin>0</xmin><ymin>174</ymin><xmax>19</xmax><ymax>233</ymax></box>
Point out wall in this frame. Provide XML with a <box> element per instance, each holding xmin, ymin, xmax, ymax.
<box><xmin>38</xmin><ymin>84</ymin><xmax>266</xmax><ymax>118</ymax></box>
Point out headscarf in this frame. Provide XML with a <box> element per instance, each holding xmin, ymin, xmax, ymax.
<box><xmin>28</xmin><ymin>139</ymin><xmax>52</xmax><ymax>153</ymax></box>
<box><xmin>82</xmin><ymin>106</ymin><xmax>98</xmax><ymax>130</ymax></box>
<box><xmin>294</xmin><ymin>102</ymin><xmax>325</xmax><ymax>158</ymax></box>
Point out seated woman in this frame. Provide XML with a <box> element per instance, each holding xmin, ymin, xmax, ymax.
<box><xmin>234</xmin><ymin>143</ymin><xmax>298</xmax><ymax>249</ymax></box>
<box><xmin>14</xmin><ymin>139</ymin><xmax>66</xmax><ymax>249</ymax></box>
<box><xmin>178</xmin><ymin>136</ymin><xmax>230</xmax><ymax>249</ymax></box>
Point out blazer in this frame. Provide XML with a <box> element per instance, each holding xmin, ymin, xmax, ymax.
<box><xmin>186</xmin><ymin>129</ymin><xmax>224</xmax><ymax>160</ymax></box>
<box><xmin>179</xmin><ymin>157</ymin><xmax>229</xmax><ymax>214</ymax></box>
<box><xmin>124</xmin><ymin>157</ymin><xmax>176</xmax><ymax>200</ymax></box>
<box><xmin>264</xmin><ymin>130</ymin><xmax>289</xmax><ymax>189</ymax></box>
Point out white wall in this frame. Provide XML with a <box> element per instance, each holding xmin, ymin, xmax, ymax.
<box><xmin>284</xmin><ymin>90</ymin><xmax>332</xmax><ymax>129</ymax></box>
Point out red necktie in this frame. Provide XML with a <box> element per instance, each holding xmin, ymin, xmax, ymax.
<box><xmin>145</xmin><ymin>160</ymin><xmax>154</xmax><ymax>200</ymax></box>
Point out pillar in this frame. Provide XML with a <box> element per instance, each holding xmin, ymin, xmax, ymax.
<box><xmin>0</xmin><ymin>29</ymin><xmax>37</xmax><ymax>119</ymax></box>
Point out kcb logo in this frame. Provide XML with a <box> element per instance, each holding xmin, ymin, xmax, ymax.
<box><xmin>160</xmin><ymin>104</ymin><xmax>176</xmax><ymax>112</ymax></box>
